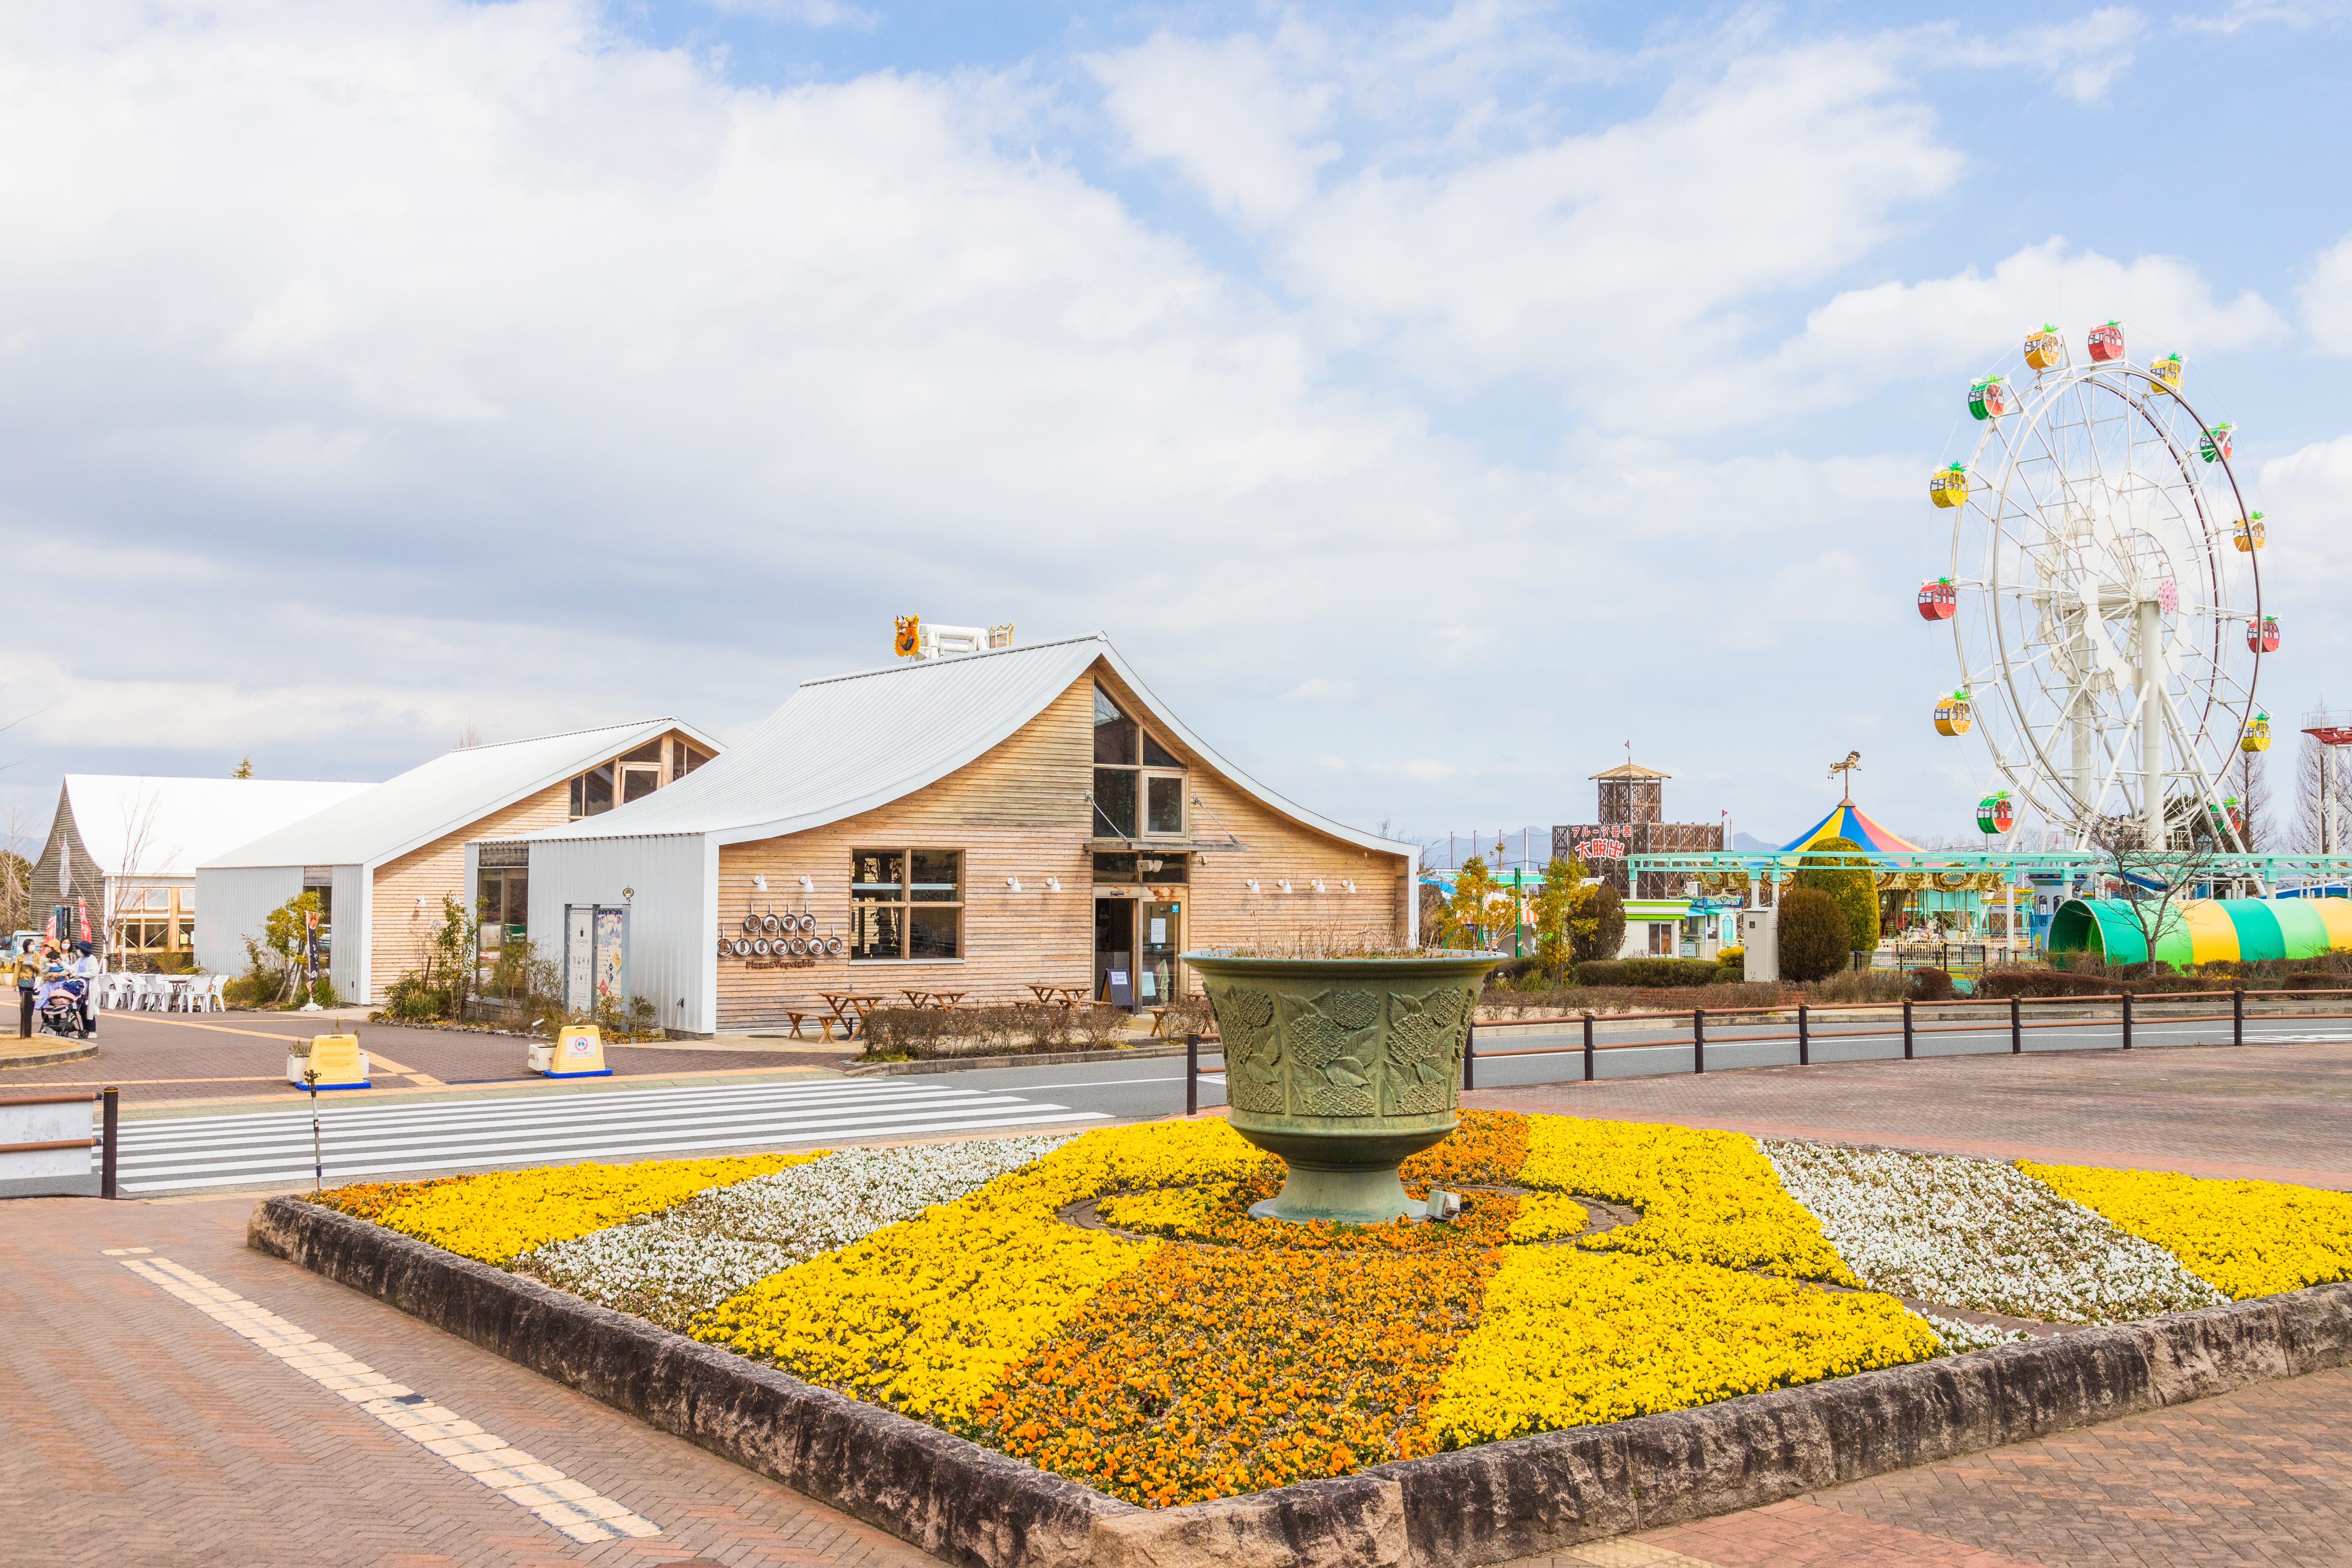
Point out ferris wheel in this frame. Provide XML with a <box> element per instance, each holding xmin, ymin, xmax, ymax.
<box><xmin>1917</xmin><ymin>322</ymin><xmax>2268</xmax><ymax>851</ymax></box>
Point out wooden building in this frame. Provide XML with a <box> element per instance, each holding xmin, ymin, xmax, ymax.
<box><xmin>489</xmin><ymin>636</ymin><xmax>1418</xmax><ymax>1035</ymax></box>
<box><xmin>1553</xmin><ymin>760</ymin><xmax>1723</xmax><ymax>903</ymax></box>
<box><xmin>198</xmin><ymin>720</ymin><xmax>718</xmax><ymax>1002</ymax></box>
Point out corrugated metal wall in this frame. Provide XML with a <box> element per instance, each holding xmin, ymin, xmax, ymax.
<box><xmin>334</xmin><ymin>863</ymin><xmax>368</xmax><ymax>1003</ymax></box>
<box><xmin>523</xmin><ymin>834</ymin><xmax>715</xmax><ymax>1035</ymax></box>
<box><xmin>193</xmin><ymin>865</ymin><xmax>302</xmax><ymax>977</ymax></box>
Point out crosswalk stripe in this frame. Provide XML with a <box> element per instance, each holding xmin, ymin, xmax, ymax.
<box><xmin>101</xmin><ymin>1078</ymin><xmax>1108</xmax><ymax>1193</ymax></box>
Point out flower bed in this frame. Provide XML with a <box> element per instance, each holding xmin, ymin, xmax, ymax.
<box><xmin>2021</xmin><ymin>1161</ymin><xmax>2352</xmax><ymax>1300</ymax></box>
<box><xmin>302</xmin><ymin>1112</ymin><xmax>2352</xmax><ymax>1513</ymax></box>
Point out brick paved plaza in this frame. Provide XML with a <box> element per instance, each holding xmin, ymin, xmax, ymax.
<box><xmin>4</xmin><ymin>1038</ymin><xmax>2348</xmax><ymax>1564</ymax></box>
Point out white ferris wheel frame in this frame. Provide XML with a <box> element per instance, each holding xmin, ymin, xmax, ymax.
<box><xmin>1942</xmin><ymin>338</ymin><xmax>2264</xmax><ymax>853</ymax></box>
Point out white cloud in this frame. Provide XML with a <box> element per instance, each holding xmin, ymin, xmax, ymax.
<box><xmin>1400</xmin><ymin>759</ymin><xmax>1457</xmax><ymax>783</ymax></box>
<box><xmin>1091</xmin><ymin>31</ymin><xmax>1341</xmax><ymax>227</ymax></box>
<box><xmin>1935</xmin><ymin>8</ymin><xmax>2147</xmax><ymax>103</ymax></box>
<box><xmin>2302</xmin><ymin>235</ymin><xmax>2352</xmax><ymax>355</ymax></box>
<box><xmin>1284</xmin><ymin>677</ymin><xmax>1358</xmax><ymax>701</ymax></box>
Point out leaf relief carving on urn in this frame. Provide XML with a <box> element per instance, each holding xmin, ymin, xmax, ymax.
<box><xmin>1385</xmin><ymin>988</ymin><xmax>1468</xmax><ymax>1116</ymax></box>
<box><xmin>1209</xmin><ymin>984</ymin><xmax>1285</xmax><ymax>1113</ymax></box>
<box><xmin>1285</xmin><ymin>988</ymin><xmax>1379</xmax><ymax>1117</ymax></box>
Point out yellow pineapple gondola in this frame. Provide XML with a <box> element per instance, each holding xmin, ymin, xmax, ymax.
<box><xmin>2233</xmin><ymin>511</ymin><xmax>2266</xmax><ymax>551</ymax></box>
<box><xmin>1929</xmin><ymin>463</ymin><xmax>1970</xmax><ymax>508</ymax></box>
<box><xmin>2023</xmin><ymin>323</ymin><xmax>2065</xmax><ymax>371</ymax></box>
<box><xmin>2148</xmin><ymin>353</ymin><xmax>2183</xmax><ymax>392</ymax></box>
<box><xmin>1934</xmin><ymin>687</ymin><xmax>1973</xmax><ymax>737</ymax></box>
<box><xmin>2241</xmin><ymin>711</ymin><xmax>2271</xmax><ymax>753</ymax></box>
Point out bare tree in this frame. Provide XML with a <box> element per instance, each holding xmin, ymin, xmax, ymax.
<box><xmin>102</xmin><ymin>787</ymin><xmax>175</xmax><ymax>970</ymax></box>
<box><xmin>2292</xmin><ymin>730</ymin><xmax>2352</xmax><ymax>854</ymax></box>
<box><xmin>455</xmin><ymin>718</ymin><xmax>484</xmax><ymax>749</ymax></box>
<box><xmin>2226</xmin><ymin>747</ymin><xmax>2270</xmax><ymax>851</ymax></box>
<box><xmin>2085</xmin><ymin>816</ymin><xmax>2228</xmax><ymax>971</ymax></box>
<box><xmin>0</xmin><ymin>805</ymin><xmax>32</xmax><ymax>933</ymax></box>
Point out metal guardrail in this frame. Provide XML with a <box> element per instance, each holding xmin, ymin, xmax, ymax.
<box><xmin>1180</xmin><ymin>990</ymin><xmax>2341</xmax><ymax>1110</ymax></box>
<box><xmin>0</xmin><ymin>1086</ymin><xmax>118</xmax><ymax>1199</ymax></box>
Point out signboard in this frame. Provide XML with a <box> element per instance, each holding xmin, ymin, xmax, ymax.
<box><xmin>593</xmin><ymin>909</ymin><xmax>627</xmax><ymax>1003</ymax></box>
<box><xmin>1575</xmin><ymin>840</ymin><xmax>1626</xmax><ymax>859</ymax></box>
<box><xmin>564</xmin><ymin>906</ymin><xmax>595</xmax><ymax>1015</ymax></box>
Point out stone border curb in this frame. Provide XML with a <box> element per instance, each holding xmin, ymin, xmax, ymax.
<box><xmin>0</xmin><ymin>1040</ymin><xmax>99</xmax><ymax>1069</ymax></box>
<box><xmin>249</xmin><ymin>1194</ymin><xmax>2352</xmax><ymax>1568</ymax></box>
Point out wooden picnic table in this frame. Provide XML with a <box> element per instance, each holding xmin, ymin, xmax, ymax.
<box><xmin>928</xmin><ymin>991</ymin><xmax>968</xmax><ymax>1011</ymax></box>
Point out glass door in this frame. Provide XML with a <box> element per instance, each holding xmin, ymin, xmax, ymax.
<box><xmin>1138</xmin><ymin>899</ymin><xmax>1180</xmax><ymax>1006</ymax></box>
<box><xmin>1094</xmin><ymin>898</ymin><xmax>1135</xmax><ymax>1007</ymax></box>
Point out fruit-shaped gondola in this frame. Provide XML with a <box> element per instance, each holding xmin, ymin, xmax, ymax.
<box><xmin>1934</xmin><ymin>688</ymin><xmax>1974</xmax><ymax>736</ymax></box>
<box><xmin>2200</xmin><ymin>422</ymin><xmax>2235</xmax><ymax>463</ymax></box>
<box><xmin>1976</xmin><ymin>791</ymin><xmax>2014</xmax><ymax>835</ymax></box>
<box><xmin>1929</xmin><ymin>463</ymin><xmax>1970</xmax><ymax>508</ymax></box>
<box><xmin>1917</xmin><ymin>579</ymin><xmax>1958</xmax><ymax>621</ymax></box>
<box><xmin>2243</xmin><ymin>712</ymin><xmax>2271</xmax><ymax>752</ymax></box>
<box><xmin>1968</xmin><ymin>376</ymin><xmax>2014</xmax><ymax>420</ymax></box>
<box><xmin>2248</xmin><ymin>616</ymin><xmax>2280</xmax><ymax>653</ymax></box>
<box><xmin>2149</xmin><ymin>353</ymin><xmax>2184</xmax><ymax>393</ymax></box>
<box><xmin>2024</xmin><ymin>324</ymin><xmax>2065</xmax><ymax>371</ymax></box>
<box><xmin>2234</xmin><ymin>512</ymin><xmax>2266</xmax><ymax>552</ymax></box>
<box><xmin>2088</xmin><ymin>321</ymin><xmax>2126</xmax><ymax>362</ymax></box>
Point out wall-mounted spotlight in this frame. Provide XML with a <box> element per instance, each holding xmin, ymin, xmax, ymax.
<box><xmin>1342</xmin><ymin>879</ymin><xmax>1358</xmax><ymax>893</ymax></box>
<box><xmin>1006</xmin><ymin>876</ymin><xmax>1023</xmax><ymax>892</ymax></box>
<box><xmin>752</xmin><ymin>874</ymin><xmax>768</xmax><ymax>891</ymax></box>
<box><xmin>1046</xmin><ymin>876</ymin><xmax>1063</xmax><ymax>893</ymax></box>
<box><xmin>798</xmin><ymin>876</ymin><xmax>814</xmax><ymax>892</ymax></box>
<box><xmin>1245</xmin><ymin>879</ymin><xmax>1260</xmax><ymax>893</ymax></box>
<box><xmin>1276</xmin><ymin>879</ymin><xmax>1293</xmax><ymax>894</ymax></box>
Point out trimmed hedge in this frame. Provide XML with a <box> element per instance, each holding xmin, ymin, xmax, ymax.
<box><xmin>1572</xmin><ymin>958</ymin><xmax>1725</xmax><ymax>989</ymax></box>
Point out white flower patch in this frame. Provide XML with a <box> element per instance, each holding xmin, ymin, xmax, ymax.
<box><xmin>1764</xmin><ymin>1141</ymin><xmax>2225</xmax><ymax>1324</ymax></box>
<box><xmin>515</xmin><ymin>1134</ymin><xmax>1069</xmax><ymax>1328</ymax></box>
<box><xmin>1920</xmin><ymin>1313</ymin><xmax>2032</xmax><ymax>1356</ymax></box>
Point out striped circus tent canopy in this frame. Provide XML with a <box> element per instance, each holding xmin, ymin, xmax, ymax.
<box><xmin>2048</xmin><ymin>897</ymin><xmax>2352</xmax><ymax>967</ymax></box>
<box><xmin>1779</xmin><ymin>802</ymin><xmax>1922</xmax><ymax>855</ymax></box>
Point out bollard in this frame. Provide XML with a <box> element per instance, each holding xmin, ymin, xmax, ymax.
<box><xmin>1185</xmin><ymin>1031</ymin><xmax>1199</xmax><ymax>1117</ymax></box>
<box><xmin>100</xmin><ymin>1086</ymin><xmax>119</xmax><ymax>1200</ymax></box>
<box><xmin>2233</xmin><ymin>986</ymin><xmax>2243</xmax><ymax>1048</ymax></box>
<box><xmin>2010</xmin><ymin>995</ymin><xmax>2022</xmax><ymax>1055</ymax></box>
<box><xmin>1462</xmin><ymin>1020</ymin><xmax>1475</xmax><ymax>1092</ymax></box>
<box><xmin>1693</xmin><ymin>1008</ymin><xmax>1705</xmax><ymax>1075</ymax></box>
<box><xmin>1582</xmin><ymin>1013</ymin><xmax>1595</xmax><ymax>1083</ymax></box>
<box><xmin>2122</xmin><ymin>991</ymin><xmax>2133</xmax><ymax>1050</ymax></box>
<box><xmin>1798</xmin><ymin>1003</ymin><xmax>1809</xmax><ymax>1067</ymax></box>
<box><xmin>1902</xmin><ymin>997</ymin><xmax>1914</xmax><ymax>1060</ymax></box>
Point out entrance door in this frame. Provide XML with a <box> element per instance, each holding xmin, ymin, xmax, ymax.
<box><xmin>1094</xmin><ymin>898</ymin><xmax>1134</xmax><ymax>1008</ymax></box>
<box><xmin>1138</xmin><ymin>899</ymin><xmax>1180</xmax><ymax>1006</ymax></box>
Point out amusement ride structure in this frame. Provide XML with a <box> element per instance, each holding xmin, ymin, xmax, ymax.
<box><xmin>1917</xmin><ymin>321</ymin><xmax>2265</xmax><ymax>852</ymax></box>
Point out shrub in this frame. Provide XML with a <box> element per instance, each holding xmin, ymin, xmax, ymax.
<box><xmin>1794</xmin><ymin>837</ymin><xmax>1879</xmax><ymax>954</ymax></box>
<box><xmin>1716</xmin><ymin>945</ymin><xmax>1744</xmax><ymax>968</ymax></box>
<box><xmin>1570</xmin><ymin>883</ymin><xmax>1626</xmax><ymax>964</ymax></box>
<box><xmin>1572</xmin><ymin>958</ymin><xmax>1723</xmax><ymax>989</ymax></box>
<box><xmin>1777</xmin><ymin>889</ymin><xmax>1849</xmax><ymax>983</ymax></box>
<box><xmin>221</xmin><ymin>975</ymin><xmax>263</xmax><ymax>1009</ymax></box>
<box><xmin>1151</xmin><ymin>998</ymin><xmax>1213</xmax><ymax>1040</ymax></box>
<box><xmin>308</xmin><ymin>977</ymin><xmax>343</xmax><ymax>1009</ymax></box>
<box><xmin>1906</xmin><ymin>967</ymin><xmax>1958</xmax><ymax>1002</ymax></box>
<box><xmin>382</xmin><ymin>972</ymin><xmax>443</xmax><ymax>1022</ymax></box>
<box><xmin>1809</xmin><ymin>968</ymin><xmax>1910</xmax><ymax>1003</ymax></box>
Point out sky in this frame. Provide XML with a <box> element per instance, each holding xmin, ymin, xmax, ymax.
<box><xmin>2</xmin><ymin>0</ymin><xmax>2349</xmax><ymax>858</ymax></box>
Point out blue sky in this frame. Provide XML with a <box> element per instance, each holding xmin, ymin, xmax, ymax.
<box><xmin>1</xmin><ymin>0</ymin><xmax>2348</xmax><ymax>858</ymax></box>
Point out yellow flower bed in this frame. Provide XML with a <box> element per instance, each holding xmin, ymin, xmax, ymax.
<box><xmin>1506</xmin><ymin>1192</ymin><xmax>1589</xmax><ymax>1243</ymax></box>
<box><xmin>694</xmin><ymin>1119</ymin><xmax>1265</xmax><ymax>1426</ymax></box>
<box><xmin>1419</xmin><ymin>1247</ymin><xmax>1936</xmax><ymax>1447</ymax></box>
<box><xmin>330</xmin><ymin>1153</ymin><xmax>816</xmax><ymax>1265</ymax></box>
<box><xmin>2021</xmin><ymin>1161</ymin><xmax>2352</xmax><ymax>1300</ymax></box>
<box><xmin>1516</xmin><ymin>1115</ymin><xmax>1856</xmax><ymax>1283</ymax></box>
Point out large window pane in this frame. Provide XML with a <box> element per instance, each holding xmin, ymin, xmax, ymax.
<box><xmin>852</xmin><ymin>903</ymin><xmax>904</xmax><ymax>960</ymax></box>
<box><xmin>1139</xmin><ymin>855</ymin><xmax>1188</xmax><ymax>884</ymax></box>
<box><xmin>909</xmin><ymin>849</ymin><xmax>960</xmax><ymax>902</ymax></box>
<box><xmin>1093</xmin><ymin>684</ymin><xmax>1138</xmax><ymax>765</ymax></box>
<box><xmin>622</xmin><ymin>766</ymin><xmax>659</xmax><ymax>803</ymax></box>
<box><xmin>1093</xmin><ymin>852</ymin><xmax>1137</xmax><ymax>882</ymax></box>
<box><xmin>1146</xmin><ymin>775</ymin><xmax>1183</xmax><ymax>835</ymax></box>
<box><xmin>1094</xmin><ymin>768</ymin><xmax>1136</xmax><ymax>837</ymax></box>
<box><xmin>909</xmin><ymin>906</ymin><xmax>960</xmax><ymax>958</ymax></box>
<box><xmin>621</xmin><ymin>740</ymin><xmax>662</xmax><ymax>764</ymax></box>
<box><xmin>851</xmin><ymin>850</ymin><xmax>904</xmax><ymax>898</ymax></box>
<box><xmin>1142</xmin><ymin>732</ymin><xmax>1183</xmax><ymax>769</ymax></box>
<box><xmin>583</xmin><ymin>764</ymin><xmax>614</xmax><ymax>815</ymax></box>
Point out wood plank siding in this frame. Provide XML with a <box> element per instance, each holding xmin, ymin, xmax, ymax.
<box><xmin>713</xmin><ymin>659</ymin><xmax>1411</xmax><ymax>1029</ymax></box>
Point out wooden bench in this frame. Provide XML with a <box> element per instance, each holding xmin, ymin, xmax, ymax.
<box><xmin>780</xmin><ymin>1011</ymin><xmax>839</xmax><ymax>1042</ymax></box>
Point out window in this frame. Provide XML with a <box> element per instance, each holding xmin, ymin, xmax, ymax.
<box><xmin>477</xmin><ymin>869</ymin><xmax>529</xmax><ymax>953</ymax></box>
<box><xmin>1091</xmin><ymin>684</ymin><xmax>1186</xmax><ymax>841</ymax></box>
<box><xmin>675</xmin><ymin>739</ymin><xmax>711</xmax><ymax>774</ymax></box>
<box><xmin>566</xmin><ymin>733</ymin><xmax>711</xmax><ymax>818</ymax></box>
<box><xmin>570</xmin><ymin>764</ymin><xmax>615</xmax><ymax>817</ymax></box>
<box><xmin>851</xmin><ymin>848</ymin><xmax>962</xmax><ymax>960</ymax></box>
<box><xmin>1093</xmin><ymin>851</ymin><xmax>1187</xmax><ymax>885</ymax></box>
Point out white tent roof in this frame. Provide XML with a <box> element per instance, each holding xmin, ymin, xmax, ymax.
<box><xmin>58</xmin><ymin>776</ymin><xmax>378</xmax><ymax>879</ymax></box>
<box><xmin>202</xmin><ymin>718</ymin><xmax>721</xmax><ymax>871</ymax></box>
<box><xmin>513</xmin><ymin>637</ymin><xmax>1412</xmax><ymax>858</ymax></box>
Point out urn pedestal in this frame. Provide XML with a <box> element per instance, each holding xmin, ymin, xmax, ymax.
<box><xmin>1186</xmin><ymin>951</ymin><xmax>1502</xmax><ymax>1224</ymax></box>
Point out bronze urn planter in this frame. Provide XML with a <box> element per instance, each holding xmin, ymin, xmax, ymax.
<box><xmin>1185</xmin><ymin>949</ymin><xmax>1502</xmax><ymax>1224</ymax></box>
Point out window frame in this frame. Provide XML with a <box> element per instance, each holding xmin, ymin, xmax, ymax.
<box><xmin>849</xmin><ymin>846</ymin><xmax>966</xmax><ymax>964</ymax></box>
<box><xmin>1090</xmin><ymin>684</ymin><xmax>1187</xmax><ymax>841</ymax></box>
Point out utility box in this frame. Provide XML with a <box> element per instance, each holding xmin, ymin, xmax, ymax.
<box><xmin>1740</xmin><ymin>908</ymin><xmax>1779</xmax><ymax>983</ymax></box>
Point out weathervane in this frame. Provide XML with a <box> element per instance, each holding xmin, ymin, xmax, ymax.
<box><xmin>1828</xmin><ymin>750</ymin><xmax>1861</xmax><ymax>804</ymax></box>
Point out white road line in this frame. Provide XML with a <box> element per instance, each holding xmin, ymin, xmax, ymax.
<box><xmin>120</xmin><ymin>1080</ymin><xmax>971</xmax><ymax>1140</ymax></box>
<box><xmin>118</xmin><ymin>1255</ymin><xmax>660</xmax><ymax>1545</ymax></box>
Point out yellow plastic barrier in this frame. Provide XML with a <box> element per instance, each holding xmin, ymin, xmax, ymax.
<box><xmin>287</xmin><ymin>1033</ymin><xmax>371</xmax><ymax>1090</ymax></box>
<box><xmin>530</xmin><ymin>1023</ymin><xmax>611</xmax><ymax>1079</ymax></box>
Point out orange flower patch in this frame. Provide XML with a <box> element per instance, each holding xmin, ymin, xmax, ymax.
<box><xmin>976</xmin><ymin>1245</ymin><xmax>1498</xmax><ymax>1507</ymax></box>
<box><xmin>1099</xmin><ymin>1169</ymin><xmax>1518</xmax><ymax>1251</ymax></box>
<box><xmin>1400</xmin><ymin>1108</ymin><xmax>1531</xmax><ymax>1188</ymax></box>
<box><xmin>310</xmin><ymin>1177</ymin><xmax>464</xmax><ymax>1223</ymax></box>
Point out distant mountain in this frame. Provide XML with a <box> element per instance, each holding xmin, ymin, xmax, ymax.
<box><xmin>1731</xmin><ymin>832</ymin><xmax>1777</xmax><ymax>851</ymax></box>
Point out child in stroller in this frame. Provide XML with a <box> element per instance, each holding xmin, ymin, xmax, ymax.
<box><xmin>37</xmin><ymin>965</ymin><xmax>89</xmax><ymax>1040</ymax></box>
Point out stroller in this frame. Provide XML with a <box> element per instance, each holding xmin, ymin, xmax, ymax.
<box><xmin>38</xmin><ymin>974</ymin><xmax>89</xmax><ymax>1040</ymax></box>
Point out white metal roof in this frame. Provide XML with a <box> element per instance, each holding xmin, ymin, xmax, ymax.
<box><xmin>201</xmin><ymin>718</ymin><xmax>721</xmax><ymax>871</ymax></box>
<box><xmin>514</xmin><ymin>637</ymin><xmax>1414</xmax><ymax>859</ymax></box>
<box><xmin>56</xmin><ymin>776</ymin><xmax>378</xmax><ymax>879</ymax></box>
